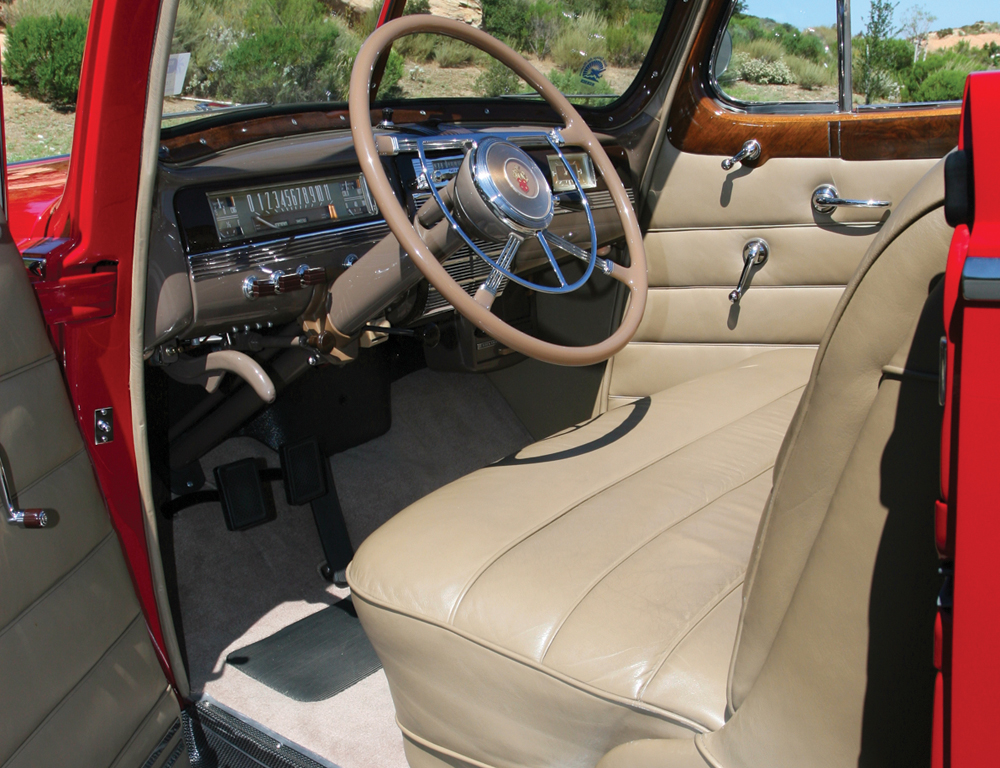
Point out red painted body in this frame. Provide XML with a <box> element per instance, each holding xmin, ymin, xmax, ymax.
<box><xmin>940</xmin><ymin>71</ymin><xmax>1000</xmax><ymax>768</ymax></box>
<box><xmin>7</xmin><ymin>156</ymin><xmax>69</xmax><ymax>247</ymax></box>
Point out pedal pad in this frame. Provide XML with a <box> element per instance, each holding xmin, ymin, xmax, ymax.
<box><xmin>214</xmin><ymin>458</ymin><xmax>275</xmax><ymax>531</ymax></box>
<box><xmin>280</xmin><ymin>438</ymin><xmax>328</xmax><ymax>506</ymax></box>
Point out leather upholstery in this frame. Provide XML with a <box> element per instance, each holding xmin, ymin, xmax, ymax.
<box><xmin>0</xmin><ymin>222</ymin><xmax>182</xmax><ymax>767</ymax></box>
<box><xmin>351</xmin><ymin>155</ymin><xmax>950</xmax><ymax>767</ymax></box>
<box><xmin>606</xmin><ymin>140</ymin><xmax>941</xmax><ymax>407</ymax></box>
<box><xmin>349</xmin><ymin>347</ymin><xmax>814</xmax><ymax>767</ymax></box>
<box><xmin>595</xmin><ymin>157</ymin><xmax>950</xmax><ymax>768</ymax></box>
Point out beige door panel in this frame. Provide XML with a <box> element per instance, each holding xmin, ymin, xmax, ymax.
<box><xmin>645</xmin><ymin>225</ymin><xmax>881</xmax><ymax>288</ymax></box>
<box><xmin>644</xmin><ymin>142</ymin><xmax>937</xmax><ymax>230</ymax></box>
<box><xmin>635</xmin><ymin>287</ymin><xmax>843</xmax><ymax>344</ymax></box>
<box><xmin>0</xmin><ymin>228</ymin><xmax>183</xmax><ymax>767</ymax></box>
<box><xmin>605</xmin><ymin>139</ymin><xmax>938</xmax><ymax>403</ymax></box>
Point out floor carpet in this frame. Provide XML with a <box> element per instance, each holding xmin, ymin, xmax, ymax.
<box><xmin>171</xmin><ymin>368</ymin><xmax>532</xmax><ymax>768</ymax></box>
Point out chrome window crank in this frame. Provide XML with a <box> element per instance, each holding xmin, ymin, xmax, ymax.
<box><xmin>722</xmin><ymin>139</ymin><xmax>761</xmax><ymax>171</ymax></box>
<box><xmin>812</xmin><ymin>184</ymin><xmax>891</xmax><ymax>215</ymax></box>
<box><xmin>730</xmin><ymin>239</ymin><xmax>769</xmax><ymax>304</ymax></box>
<box><xmin>1</xmin><ymin>445</ymin><xmax>53</xmax><ymax>528</ymax></box>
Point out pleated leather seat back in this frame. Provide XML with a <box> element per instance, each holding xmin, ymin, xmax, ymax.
<box><xmin>710</xmin><ymin>157</ymin><xmax>950</xmax><ymax>766</ymax></box>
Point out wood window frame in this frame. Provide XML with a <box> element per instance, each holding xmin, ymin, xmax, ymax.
<box><xmin>667</xmin><ymin>0</ymin><xmax>960</xmax><ymax>163</ymax></box>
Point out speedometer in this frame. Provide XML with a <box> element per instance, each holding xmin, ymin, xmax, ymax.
<box><xmin>207</xmin><ymin>173</ymin><xmax>378</xmax><ymax>242</ymax></box>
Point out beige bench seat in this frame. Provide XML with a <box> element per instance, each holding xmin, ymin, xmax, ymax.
<box><xmin>348</xmin><ymin>348</ymin><xmax>814</xmax><ymax>767</ymax></box>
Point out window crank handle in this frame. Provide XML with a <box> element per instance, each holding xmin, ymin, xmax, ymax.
<box><xmin>722</xmin><ymin>139</ymin><xmax>761</xmax><ymax>171</ymax></box>
<box><xmin>729</xmin><ymin>239</ymin><xmax>769</xmax><ymax>304</ymax></box>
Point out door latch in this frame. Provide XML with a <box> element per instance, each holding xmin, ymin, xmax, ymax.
<box><xmin>95</xmin><ymin>407</ymin><xmax>114</xmax><ymax>444</ymax></box>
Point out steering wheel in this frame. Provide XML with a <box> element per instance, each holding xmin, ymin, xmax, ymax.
<box><xmin>349</xmin><ymin>15</ymin><xmax>647</xmax><ymax>366</ymax></box>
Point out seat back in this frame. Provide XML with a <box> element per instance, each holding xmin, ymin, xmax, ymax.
<box><xmin>712</xmin><ymin>158</ymin><xmax>950</xmax><ymax>766</ymax></box>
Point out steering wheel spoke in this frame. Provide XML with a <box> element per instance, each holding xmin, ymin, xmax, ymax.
<box><xmin>541</xmin><ymin>231</ymin><xmax>614</xmax><ymax>277</ymax></box>
<box><xmin>349</xmin><ymin>15</ymin><xmax>647</xmax><ymax>365</ymax></box>
<box><xmin>474</xmin><ymin>234</ymin><xmax>522</xmax><ymax>310</ymax></box>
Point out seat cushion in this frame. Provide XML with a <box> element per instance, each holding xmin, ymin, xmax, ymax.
<box><xmin>348</xmin><ymin>348</ymin><xmax>815</xmax><ymax>768</ymax></box>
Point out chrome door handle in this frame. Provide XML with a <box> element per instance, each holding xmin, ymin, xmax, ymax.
<box><xmin>721</xmin><ymin>139</ymin><xmax>760</xmax><ymax>171</ymax></box>
<box><xmin>1</xmin><ymin>445</ymin><xmax>53</xmax><ymax>528</ymax></box>
<box><xmin>730</xmin><ymin>239</ymin><xmax>769</xmax><ymax>304</ymax></box>
<box><xmin>812</xmin><ymin>184</ymin><xmax>891</xmax><ymax>215</ymax></box>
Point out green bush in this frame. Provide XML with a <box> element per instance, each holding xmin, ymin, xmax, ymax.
<box><xmin>785</xmin><ymin>55</ymin><xmax>834</xmax><ymax>89</ymax></box>
<box><xmin>380</xmin><ymin>49</ymin><xmax>405</xmax><ymax>98</ymax></box>
<box><xmin>435</xmin><ymin>38</ymin><xmax>477</xmax><ymax>68</ymax></box>
<box><xmin>524</xmin><ymin>0</ymin><xmax>562</xmax><ymax>57</ymax></box>
<box><xmin>0</xmin><ymin>0</ymin><xmax>91</xmax><ymax>26</ymax></box>
<box><xmin>403</xmin><ymin>0</ymin><xmax>430</xmax><ymax>14</ymax></box>
<box><xmin>395</xmin><ymin>33</ymin><xmax>438</xmax><ymax>62</ymax></box>
<box><xmin>217</xmin><ymin>19</ymin><xmax>347</xmax><ymax>103</ymax></box>
<box><xmin>4</xmin><ymin>13</ymin><xmax>88</xmax><ymax>107</ymax></box>
<box><xmin>781</xmin><ymin>32</ymin><xmax>826</xmax><ymax>63</ymax></box>
<box><xmin>909</xmin><ymin>68</ymin><xmax>966</xmax><ymax>101</ymax></box>
<box><xmin>737</xmin><ymin>38</ymin><xmax>785</xmax><ymax>63</ymax></box>
<box><xmin>546</xmin><ymin>66</ymin><xmax>614</xmax><ymax>101</ymax></box>
<box><xmin>606</xmin><ymin>26</ymin><xmax>645</xmax><ymax>66</ymax></box>
<box><xmin>475</xmin><ymin>59</ymin><xmax>522</xmax><ymax>96</ymax></box>
<box><xmin>481</xmin><ymin>0</ymin><xmax>530</xmax><ymax>50</ymax></box>
<box><xmin>551</xmin><ymin>12</ymin><xmax>608</xmax><ymax>71</ymax></box>
<box><xmin>738</xmin><ymin>56</ymin><xmax>794</xmax><ymax>85</ymax></box>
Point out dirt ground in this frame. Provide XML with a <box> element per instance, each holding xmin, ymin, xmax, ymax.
<box><xmin>927</xmin><ymin>30</ymin><xmax>1000</xmax><ymax>53</ymax></box>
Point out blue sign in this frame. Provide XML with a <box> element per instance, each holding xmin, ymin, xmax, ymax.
<box><xmin>580</xmin><ymin>57</ymin><xmax>607</xmax><ymax>87</ymax></box>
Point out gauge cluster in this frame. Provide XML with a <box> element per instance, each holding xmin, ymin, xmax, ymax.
<box><xmin>208</xmin><ymin>173</ymin><xmax>377</xmax><ymax>242</ymax></box>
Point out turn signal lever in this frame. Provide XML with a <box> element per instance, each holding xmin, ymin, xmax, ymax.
<box><xmin>729</xmin><ymin>239</ymin><xmax>769</xmax><ymax>304</ymax></box>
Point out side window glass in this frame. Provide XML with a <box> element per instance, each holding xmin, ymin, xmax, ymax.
<box><xmin>1</xmin><ymin>0</ymin><xmax>93</xmax><ymax>163</ymax></box>
<box><xmin>714</xmin><ymin>1</ymin><xmax>838</xmax><ymax>105</ymax></box>
<box><xmin>851</xmin><ymin>3</ymin><xmax>998</xmax><ymax>106</ymax></box>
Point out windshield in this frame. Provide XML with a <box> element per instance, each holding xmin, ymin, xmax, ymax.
<box><xmin>161</xmin><ymin>0</ymin><xmax>669</xmax><ymax>129</ymax></box>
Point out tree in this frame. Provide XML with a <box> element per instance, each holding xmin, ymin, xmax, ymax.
<box><xmin>899</xmin><ymin>4</ymin><xmax>936</xmax><ymax>62</ymax></box>
<box><xmin>856</xmin><ymin>0</ymin><xmax>899</xmax><ymax>104</ymax></box>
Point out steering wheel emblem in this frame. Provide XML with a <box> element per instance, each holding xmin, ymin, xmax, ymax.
<box><xmin>505</xmin><ymin>159</ymin><xmax>537</xmax><ymax>198</ymax></box>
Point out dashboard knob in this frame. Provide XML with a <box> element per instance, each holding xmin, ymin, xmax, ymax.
<box><xmin>243</xmin><ymin>275</ymin><xmax>276</xmax><ymax>300</ymax></box>
<box><xmin>297</xmin><ymin>265</ymin><xmax>326</xmax><ymax>286</ymax></box>
<box><xmin>275</xmin><ymin>271</ymin><xmax>302</xmax><ymax>293</ymax></box>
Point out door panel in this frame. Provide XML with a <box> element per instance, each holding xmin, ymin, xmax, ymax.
<box><xmin>0</xmin><ymin>227</ymin><xmax>184</xmax><ymax>767</ymax></box>
<box><xmin>607</xmin><ymin>142</ymin><xmax>939</xmax><ymax>405</ymax></box>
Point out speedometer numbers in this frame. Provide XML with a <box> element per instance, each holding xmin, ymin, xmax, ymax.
<box><xmin>208</xmin><ymin>173</ymin><xmax>378</xmax><ymax>243</ymax></box>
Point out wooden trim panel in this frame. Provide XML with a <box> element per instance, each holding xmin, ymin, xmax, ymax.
<box><xmin>667</xmin><ymin>0</ymin><xmax>959</xmax><ymax>163</ymax></box>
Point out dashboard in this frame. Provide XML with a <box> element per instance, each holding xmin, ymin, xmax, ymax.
<box><xmin>145</xmin><ymin>127</ymin><xmax>635</xmax><ymax>354</ymax></box>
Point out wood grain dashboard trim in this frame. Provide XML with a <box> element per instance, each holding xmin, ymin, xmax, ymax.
<box><xmin>667</xmin><ymin>0</ymin><xmax>960</xmax><ymax>164</ymax></box>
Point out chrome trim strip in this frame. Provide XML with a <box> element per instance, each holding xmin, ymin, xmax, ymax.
<box><xmin>962</xmin><ymin>257</ymin><xmax>1000</xmax><ymax>302</ymax></box>
<box><xmin>187</xmin><ymin>219</ymin><xmax>390</xmax><ymax>281</ymax></box>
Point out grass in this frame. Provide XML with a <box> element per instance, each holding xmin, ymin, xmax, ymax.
<box><xmin>3</xmin><ymin>84</ymin><xmax>76</xmax><ymax>162</ymax></box>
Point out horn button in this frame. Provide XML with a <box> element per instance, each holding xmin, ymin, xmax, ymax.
<box><xmin>454</xmin><ymin>138</ymin><xmax>554</xmax><ymax>241</ymax></box>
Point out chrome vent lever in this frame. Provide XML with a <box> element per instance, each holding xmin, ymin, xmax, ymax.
<box><xmin>729</xmin><ymin>239</ymin><xmax>769</xmax><ymax>304</ymax></box>
<box><xmin>722</xmin><ymin>140</ymin><xmax>761</xmax><ymax>171</ymax></box>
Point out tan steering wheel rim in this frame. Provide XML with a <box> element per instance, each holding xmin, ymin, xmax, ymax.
<box><xmin>349</xmin><ymin>15</ymin><xmax>647</xmax><ymax>367</ymax></box>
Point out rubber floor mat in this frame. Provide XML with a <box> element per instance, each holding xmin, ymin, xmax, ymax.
<box><xmin>226</xmin><ymin>600</ymin><xmax>381</xmax><ymax>702</ymax></box>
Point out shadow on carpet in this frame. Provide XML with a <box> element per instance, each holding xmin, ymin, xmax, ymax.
<box><xmin>226</xmin><ymin>600</ymin><xmax>381</xmax><ymax>702</ymax></box>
